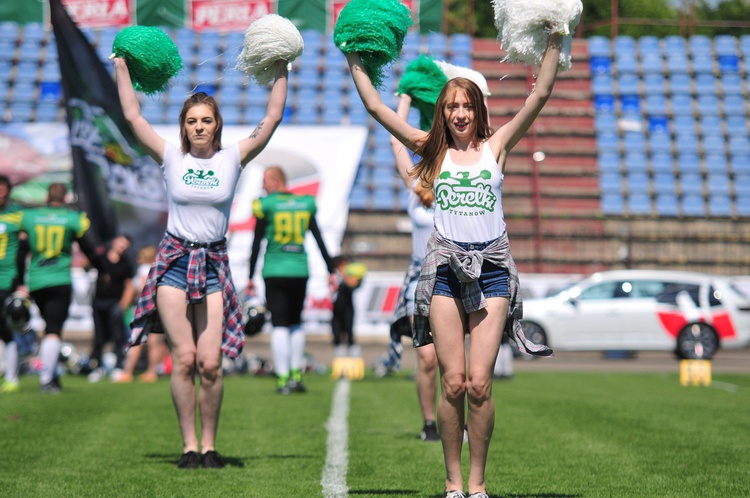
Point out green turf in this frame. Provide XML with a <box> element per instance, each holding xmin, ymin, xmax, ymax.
<box><xmin>1</xmin><ymin>370</ymin><xmax>748</xmax><ymax>497</ymax></box>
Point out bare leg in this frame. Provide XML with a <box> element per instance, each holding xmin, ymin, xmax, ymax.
<box><xmin>415</xmin><ymin>342</ymin><xmax>438</xmax><ymax>423</ymax></box>
<box><xmin>157</xmin><ymin>286</ymin><xmax>198</xmax><ymax>453</ymax></box>
<box><xmin>192</xmin><ymin>292</ymin><xmax>224</xmax><ymax>452</ymax></box>
<box><xmin>430</xmin><ymin>295</ymin><xmax>468</xmax><ymax>493</ymax></box>
<box><xmin>466</xmin><ymin>298</ymin><xmax>508</xmax><ymax>495</ymax></box>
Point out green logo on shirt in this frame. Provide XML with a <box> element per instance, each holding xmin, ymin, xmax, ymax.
<box><xmin>435</xmin><ymin>170</ymin><xmax>497</xmax><ymax>212</ymax></box>
<box><xmin>183</xmin><ymin>169</ymin><xmax>219</xmax><ymax>188</ymax></box>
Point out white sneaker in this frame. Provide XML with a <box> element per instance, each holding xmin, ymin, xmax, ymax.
<box><xmin>109</xmin><ymin>368</ymin><xmax>124</xmax><ymax>382</ymax></box>
<box><xmin>87</xmin><ymin>367</ymin><xmax>106</xmax><ymax>383</ymax></box>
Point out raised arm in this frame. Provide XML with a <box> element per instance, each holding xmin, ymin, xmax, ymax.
<box><xmin>489</xmin><ymin>32</ymin><xmax>563</xmax><ymax>167</ymax></box>
<box><xmin>113</xmin><ymin>57</ymin><xmax>165</xmax><ymax>163</ymax></box>
<box><xmin>346</xmin><ymin>53</ymin><xmax>426</xmax><ymax>152</ymax></box>
<box><xmin>238</xmin><ymin>60</ymin><xmax>289</xmax><ymax>167</ymax></box>
<box><xmin>390</xmin><ymin>94</ymin><xmax>416</xmax><ymax>188</ymax></box>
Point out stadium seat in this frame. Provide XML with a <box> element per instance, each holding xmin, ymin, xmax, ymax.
<box><xmin>221</xmin><ymin>106</ymin><xmax>240</xmax><ymax>125</ymax></box>
<box><xmin>615</xmin><ymin>53</ymin><xmax>638</xmax><ymax>74</ymax></box>
<box><xmin>664</xmin><ymin>36</ymin><xmax>687</xmax><ymax>53</ymax></box>
<box><xmin>736</xmin><ymin>195</ymin><xmax>750</xmax><ymax>216</ymax></box>
<box><xmin>426</xmin><ymin>32</ymin><xmax>447</xmax><ymax>58</ymax></box>
<box><xmin>595</xmin><ymin>113</ymin><xmax>618</xmax><ymax>133</ymax></box>
<box><xmin>672</xmin><ymin>115</ymin><xmax>696</xmax><ymax>135</ymax></box>
<box><xmin>12</xmin><ymin>81</ymin><xmax>36</xmax><ymax>102</ymax></box>
<box><xmin>626</xmin><ymin>172</ymin><xmax>650</xmax><ymax>194</ymax></box>
<box><xmin>22</xmin><ymin>23</ymin><xmax>45</xmax><ymax>43</ymax></box>
<box><xmin>590</xmin><ymin>56</ymin><xmax>612</xmax><ymax>74</ymax></box>
<box><xmin>706</xmin><ymin>173</ymin><xmax>731</xmax><ymax>195</ymax></box>
<box><xmin>0</xmin><ymin>22</ymin><xmax>19</xmax><ymax>43</ymax></box>
<box><xmin>670</xmin><ymin>94</ymin><xmax>693</xmax><ymax>116</ymax></box>
<box><xmin>599</xmin><ymin>172</ymin><xmax>623</xmax><ymax>194</ymax></box>
<box><xmin>623</xmin><ymin>131</ymin><xmax>645</xmax><ymax>150</ymax></box>
<box><xmin>601</xmin><ymin>193</ymin><xmax>625</xmax><ymax>215</ymax></box>
<box><xmin>740</xmin><ymin>34</ymin><xmax>750</xmax><ymax>58</ymax></box>
<box><xmin>726</xmin><ymin>115</ymin><xmax>748</xmax><ymax>136</ymax></box>
<box><xmin>704</xmin><ymin>152</ymin><xmax>728</xmax><ymax>174</ymax></box>
<box><xmin>450</xmin><ymin>34</ymin><xmax>472</xmax><ymax>57</ymax></box>
<box><xmin>588</xmin><ymin>36</ymin><xmax>611</xmax><ymax>58</ymax></box>
<box><xmin>722</xmin><ymin>94</ymin><xmax>746</xmax><ymax>116</ymax></box>
<box><xmin>675</xmin><ymin>135</ymin><xmax>699</xmax><ymax>155</ymax></box>
<box><xmin>655</xmin><ymin>193</ymin><xmax>680</xmax><ymax>216</ymax></box>
<box><xmin>696</xmin><ymin>95</ymin><xmax>720</xmax><ymax>116</ymax></box>
<box><xmin>653</xmin><ymin>172</ymin><xmax>676</xmax><ymax>193</ymax></box>
<box><xmin>708</xmin><ymin>194</ymin><xmax>733</xmax><ymax>216</ymax></box>
<box><xmin>718</xmin><ymin>55</ymin><xmax>739</xmax><ymax>73</ymax></box>
<box><xmin>597</xmin><ymin>131</ymin><xmax>619</xmax><ymax>153</ymax></box>
<box><xmin>643</xmin><ymin>74</ymin><xmax>667</xmax><ymax>95</ymax></box>
<box><xmin>691</xmin><ymin>55</ymin><xmax>714</xmax><ymax>74</ymax></box>
<box><xmin>598</xmin><ymin>151</ymin><xmax>621</xmax><ymax>172</ymax></box>
<box><xmin>702</xmin><ymin>134</ymin><xmax>726</xmax><ymax>155</ymax></box>
<box><xmin>348</xmin><ymin>103</ymin><xmax>369</xmax><ymax>126</ymax></box>
<box><xmin>594</xmin><ymin>94</ymin><xmax>616</xmax><ymax>111</ymax></box>
<box><xmin>39</xmin><ymin>81</ymin><xmax>60</xmax><ymax>102</ymax></box>
<box><xmin>677</xmin><ymin>153</ymin><xmax>701</xmax><ymax>174</ymax></box>
<box><xmin>680</xmin><ymin>173</ymin><xmax>703</xmax><ymax>194</ymax></box>
<box><xmin>699</xmin><ymin>115</ymin><xmax>722</xmax><ymax>135</ymax></box>
<box><xmin>720</xmin><ymin>74</ymin><xmax>744</xmax><ymax>95</ymax></box>
<box><xmin>648</xmin><ymin>115</ymin><xmax>669</xmax><ymax>133</ymax></box>
<box><xmin>689</xmin><ymin>35</ymin><xmax>712</xmax><ymax>56</ymax></box>
<box><xmin>8</xmin><ymin>102</ymin><xmax>33</xmax><ymax>121</ymax></box>
<box><xmin>614</xmin><ymin>36</ymin><xmax>636</xmax><ymax>53</ymax></box>
<box><xmin>624</xmin><ymin>151</ymin><xmax>648</xmax><ymax>173</ymax></box>
<box><xmin>666</xmin><ymin>53</ymin><xmax>690</xmax><ymax>74</ymax></box>
<box><xmin>651</xmin><ymin>152</ymin><xmax>674</xmax><ymax>173</ymax></box>
<box><xmin>14</xmin><ymin>61</ymin><xmax>38</xmax><ymax>83</ymax></box>
<box><xmin>694</xmin><ymin>74</ymin><xmax>717</xmax><ymax>94</ymax></box>
<box><xmin>141</xmin><ymin>105</ymin><xmax>164</xmax><ymax>124</ymax></box>
<box><xmin>645</xmin><ymin>95</ymin><xmax>668</xmax><ymax>115</ymax></box>
<box><xmin>640</xmin><ymin>53</ymin><xmax>664</xmax><ymax>74</ymax></box>
<box><xmin>729</xmin><ymin>136</ymin><xmax>750</xmax><ymax>156</ymax></box>
<box><xmin>293</xmin><ymin>106</ymin><xmax>318</xmax><ymax>125</ymax></box>
<box><xmin>730</xmin><ymin>154</ymin><xmax>750</xmax><ymax>175</ymax></box>
<box><xmin>735</xmin><ymin>173</ymin><xmax>750</xmax><ymax>195</ymax></box>
<box><xmin>628</xmin><ymin>193</ymin><xmax>652</xmax><ymax>215</ymax></box>
<box><xmin>348</xmin><ymin>183</ymin><xmax>369</xmax><ymax>210</ymax></box>
<box><xmin>35</xmin><ymin>102</ymin><xmax>59</xmax><ymax>122</ymax></box>
<box><xmin>592</xmin><ymin>73</ymin><xmax>614</xmax><ymax>95</ymax></box>
<box><xmin>649</xmin><ymin>131</ymin><xmax>672</xmax><ymax>154</ymax></box>
<box><xmin>620</xmin><ymin>95</ymin><xmax>641</xmax><ymax>113</ymax></box>
<box><xmin>681</xmin><ymin>193</ymin><xmax>706</xmax><ymax>216</ymax></box>
<box><xmin>372</xmin><ymin>186</ymin><xmax>397</xmax><ymax>211</ymax></box>
<box><xmin>714</xmin><ymin>35</ymin><xmax>737</xmax><ymax>56</ymax></box>
<box><xmin>638</xmin><ymin>36</ymin><xmax>661</xmax><ymax>55</ymax></box>
<box><xmin>668</xmin><ymin>73</ymin><xmax>692</xmax><ymax>95</ymax></box>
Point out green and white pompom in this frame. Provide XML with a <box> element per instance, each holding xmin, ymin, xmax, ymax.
<box><xmin>236</xmin><ymin>14</ymin><xmax>303</xmax><ymax>86</ymax></box>
<box><xmin>333</xmin><ymin>0</ymin><xmax>412</xmax><ymax>89</ymax></box>
<box><xmin>492</xmin><ymin>0</ymin><xmax>582</xmax><ymax>71</ymax></box>
<box><xmin>434</xmin><ymin>60</ymin><xmax>491</xmax><ymax>97</ymax></box>
<box><xmin>112</xmin><ymin>26</ymin><xmax>183</xmax><ymax>95</ymax></box>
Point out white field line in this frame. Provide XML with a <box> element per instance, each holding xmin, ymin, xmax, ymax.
<box><xmin>321</xmin><ymin>379</ymin><xmax>351</xmax><ymax>498</ymax></box>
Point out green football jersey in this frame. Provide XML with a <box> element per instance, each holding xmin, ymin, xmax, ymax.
<box><xmin>21</xmin><ymin>206</ymin><xmax>90</xmax><ymax>292</ymax></box>
<box><xmin>253</xmin><ymin>192</ymin><xmax>317</xmax><ymax>278</ymax></box>
<box><xmin>0</xmin><ymin>203</ymin><xmax>24</xmax><ymax>290</ymax></box>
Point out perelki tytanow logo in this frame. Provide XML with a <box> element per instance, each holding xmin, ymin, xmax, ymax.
<box><xmin>435</xmin><ymin>169</ymin><xmax>497</xmax><ymax>215</ymax></box>
<box><xmin>183</xmin><ymin>169</ymin><xmax>219</xmax><ymax>188</ymax></box>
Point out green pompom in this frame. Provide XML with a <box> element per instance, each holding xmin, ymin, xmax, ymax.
<box><xmin>397</xmin><ymin>55</ymin><xmax>448</xmax><ymax>131</ymax></box>
<box><xmin>333</xmin><ymin>0</ymin><xmax>412</xmax><ymax>88</ymax></box>
<box><xmin>112</xmin><ymin>26</ymin><xmax>183</xmax><ymax>95</ymax></box>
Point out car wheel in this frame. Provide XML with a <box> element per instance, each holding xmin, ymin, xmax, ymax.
<box><xmin>520</xmin><ymin>321</ymin><xmax>548</xmax><ymax>346</ymax></box>
<box><xmin>676</xmin><ymin>323</ymin><xmax>719</xmax><ymax>359</ymax></box>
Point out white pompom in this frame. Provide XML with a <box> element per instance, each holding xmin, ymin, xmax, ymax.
<box><xmin>492</xmin><ymin>0</ymin><xmax>582</xmax><ymax>71</ymax></box>
<box><xmin>435</xmin><ymin>60</ymin><xmax>491</xmax><ymax>96</ymax></box>
<box><xmin>236</xmin><ymin>14</ymin><xmax>304</xmax><ymax>85</ymax></box>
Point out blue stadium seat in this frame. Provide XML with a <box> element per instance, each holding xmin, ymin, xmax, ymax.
<box><xmin>12</xmin><ymin>81</ymin><xmax>36</xmax><ymax>102</ymax></box>
<box><xmin>651</xmin><ymin>152</ymin><xmax>674</xmax><ymax>173</ymax></box>
<box><xmin>39</xmin><ymin>81</ymin><xmax>60</xmax><ymax>102</ymax></box>
<box><xmin>426</xmin><ymin>32</ymin><xmax>447</xmax><ymax>58</ymax></box>
<box><xmin>736</xmin><ymin>195</ymin><xmax>750</xmax><ymax>216</ymax></box>
<box><xmin>372</xmin><ymin>186</ymin><xmax>397</xmax><ymax>211</ymax></box>
<box><xmin>597</xmin><ymin>131</ymin><xmax>619</xmax><ymax>153</ymax></box>
<box><xmin>668</xmin><ymin>74</ymin><xmax>692</xmax><ymax>95</ymax></box>
<box><xmin>675</xmin><ymin>135</ymin><xmax>700</xmax><ymax>155</ymax></box>
<box><xmin>0</xmin><ymin>40</ymin><xmax>15</xmax><ymax>64</ymax></box>
<box><xmin>640</xmin><ymin>53</ymin><xmax>664</xmax><ymax>74</ymax></box>
<box><xmin>293</xmin><ymin>106</ymin><xmax>318</xmax><ymax>125</ymax></box>
<box><xmin>708</xmin><ymin>194</ymin><xmax>733</xmax><ymax>216</ymax></box>
<box><xmin>735</xmin><ymin>173</ymin><xmax>750</xmax><ymax>195</ymax></box>
<box><xmin>726</xmin><ymin>115</ymin><xmax>748</xmax><ymax>136</ymax></box>
<box><xmin>9</xmin><ymin>102</ymin><xmax>33</xmax><ymax>121</ymax></box>
<box><xmin>614</xmin><ymin>36</ymin><xmax>636</xmax><ymax>53</ymax></box>
<box><xmin>731</xmin><ymin>154</ymin><xmax>750</xmax><ymax>175</ymax></box>
<box><xmin>349</xmin><ymin>183</ymin><xmax>369</xmax><ymax>210</ymax></box>
<box><xmin>680</xmin><ymin>173</ymin><xmax>703</xmax><ymax>194</ymax></box>
<box><xmin>221</xmin><ymin>106</ymin><xmax>240</xmax><ymax>125</ymax></box>
<box><xmin>740</xmin><ymin>35</ymin><xmax>750</xmax><ymax>58</ymax></box>
<box><xmin>699</xmin><ymin>115</ymin><xmax>722</xmax><ymax>135</ymax></box>
<box><xmin>592</xmin><ymin>73</ymin><xmax>614</xmax><ymax>95</ymax></box>
<box><xmin>653</xmin><ymin>172</ymin><xmax>676</xmax><ymax>193</ymax></box>
<box><xmin>677</xmin><ymin>153</ymin><xmax>701</xmax><ymax>174</ymax></box>
<box><xmin>664</xmin><ymin>36</ymin><xmax>687</xmax><ymax>53</ymax></box>
<box><xmin>623</xmin><ymin>131</ymin><xmax>645</xmax><ymax>150</ymax></box>
<box><xmin>718</xmin><ymin>55</ymin><xmax>740</xmax><ymax>73</ymax></box>
<box><xmin>702</xmin><ymin>134</ymin><xmax>725</xmax><ymax>155</ymax></box>
<box><xmin>655</xmin><ymin>193</ymin><xmax>680</xmax><ymax>216</ymax></box>
<box><xmin>624</xmin><ymin>151</ymin><xmax>648</xmax><ymax>173</ymax></box>
<box><xmin>322</xmin><ymin>107</ymin><xmax>342</xmax><ymax>125</ymax></box>
<box><xmin>348</xmin><ymin>103</ymin><xmax>369</xmax><ymax>126</ymax></box>
<box><xmin>648</xmin><ymin>130</ymin><xmax>672</xmax><ymax>154</ymax></box>
<box><xmin>694</xmin><ymin>74</ymin><xmax>717</xmax><ymax>94</ymax></box>
<box><xmin>590</xmin><ymin>56</ymin><xmax>612</xmax><ymax>75</ymax></box>
<box><xmin>706</xmin><ymin>173</ymin><xmax>731</xmax><ymax>195</ymax></box>
<box><xmin>35</xmin><ymin>101</ymin><xmax>59</xmax><ymax>121</ymax></box>
<box><xmin>588</xmin><ymin>36</ymin><xmax>611</xmax><ymax>57</ymax></box>
<box><xmin>450</xmin><ymin>34</ymin><xmax>472</xmax><ymax>57</ymax></box>
<box><xmin>691</xmin><ymin>55</ymin><xmax>714</xmax><ymax>74</ymax></box>
<box><xmin>671</xmin><ymin>117</ymin><xmax>695</xmax><ymax>138</ymax></box>
<box><xmin>689</xmin><ymin>35</ymin><xmax>712</xmax><ymax>56</ymax></box>
<box><xmin>141</xmin><ymin>105</ymin><xmax>164</xmax><ymax>124</ymax></box>
<box><xmin>645</xmin><ymin>94</ymin><xmax>668</xmax><ymax>115</ymax></box>
<box><xmin>729</xmin><ymin>136</ymin><xmax>750</xmax><ymax>156</ymax></box>
<box><xmin>720</xmin><ymin>73</ymin><xmax>743</xmax><ymax>95</ymax></box>
<box><xmin>598</xmin><ymin>151</ymin><xmax>621</xmax><ymax>172</ymax></box>
<box><xmin>722</xmin><ymin>94</ymin><xmax>746</xmax><ymax>116</ymax></box>
<box><xmin>648</xmin><ymin>115</ymin><xmax>669</xmax><ymax>133</ymax></box>
<box><xmin>627</xmin><ymin>172</ymin><xmax>650</xmax><ymax>194</ymax></box>
<box><xmin>615</xmin><ymin>53</ymin><xmax>638</xmax><ymax>74</ymax></box>
<box><xmin>594</xmin><ymin>94</ymin><xmax>616</xmax><ymax>111</ymax></box>
<box><xmin>0</xmin><ymin>22</ymin><xmax>19</xmax><ymax>43</ymax></box>
<box><xmin>638</xmin><ymin>36</ymin><xmax>661</xmax><ymax>55</ymax></box>
<box><xmin>704</xmin><ymin>152</ymin><xmax>728</xmax><ymax>174</ymax></box>
<box><xmin>666</xmin><ymin>53</ymin><xmax>690</xmax><ymax>74</ymax></box>
<box><xmin>714</xmin><ymin>35</ymin><xmax>737</xmax><ymax>56</ymax></box>
<box><xmin>696</xmin><ymin>95</ymin><xmax>720</xmax><ymax>116</ymax></box>
<box><xmin>600</xmin><ymin>172</ymin><xmax>623</xmax><ymax>194</ymax></box>
<box><xmin>643</xmin><ymin>74</ymin><xmax>666</xmax><ymax>95</ymax></box>
<box><xmin>22</xmin><ymin>23</ymin><xmax>45</xmax><ymax>43</ymax></box>
<box><xmin>14</xmin><ymin>61</ymin><xmax>38</xmax><ymax>83</ymax></box>
<box><xmin>620</xmin><ymin>95</ymin><xmax>641</xmax><ymax>113</ymax></box>
<box><xmin>681</xmin><ymin>193</ymin><xmax>706</xmax><ymax>216</ymax></box>
<box><xmin>601</xmin><ymin>193</ymin><xmax>625</xmax><ymax>215</ymax></box>
<box><xmin>628</xmin><ymin>193</ymin><xmax>652</xmax><ymax>215</ymax></box>
<box><xmin>671</xmin><ymin>94</ymin><xmax>693</xmax><ymax>116</ymax></box>
<box><xmin>594</xmin><ymin>113</ymin><xmax>618</xmax><ymax>133</ymax></box>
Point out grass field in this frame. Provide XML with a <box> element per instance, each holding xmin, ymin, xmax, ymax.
<box><xmin>1</xmin><ymin>369</ymin><xmax>749</xmax><ymax>498</ymax></box>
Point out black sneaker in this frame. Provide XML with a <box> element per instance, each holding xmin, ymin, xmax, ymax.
<box><xmin>276</xmin><ymin>384</ymin><xmax>291</xmax><ymax>395</ymax></box>
<box><xmin>288</xmin><ymin>378</ymin><xmax>307</xmax><ymax>393</ymax></box>
<box><xmin>40</xmin><ymin>377</ymin><xmax>62</xmax><ymax>394</ymax></box>
<box><xmin>421</xmin><ymin>421</ymin><xmax>439</xmax><ymax>441</ymax></box>
<box><xmin>177</xmin><ymin>451</ymin><xmax>200</xmax><ymax>469</ymax></box>
<box><xmin>201</xmin><ymin>450</ymin><xmax>225</xmax><ymax>469</ymax></box>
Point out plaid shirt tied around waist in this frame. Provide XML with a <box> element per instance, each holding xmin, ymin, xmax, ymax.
<box><xmin>412</xmin><ymin>229</ymin><xmax>553</xmax><ymax>357</ymax></box>
<box><xmin>128</xmin><ymin>232</ymin><xmax>245</xmax><ymax>359</ymax></box>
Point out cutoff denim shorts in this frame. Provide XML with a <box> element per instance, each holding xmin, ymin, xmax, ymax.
<box><xmin>158</xmin><ymin>254</ymin><xmax>221</xmax><ymax>294</ymax></box>
<box><xmin>433</xmin><ymin>239</ymin><xmax>510</xmax><ymax>299</ymax></box>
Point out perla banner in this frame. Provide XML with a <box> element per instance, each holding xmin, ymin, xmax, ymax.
<box><xmin>0</xmin><ymin>0</ymin><xmax>443</xmax><ymax>34</ymax></box>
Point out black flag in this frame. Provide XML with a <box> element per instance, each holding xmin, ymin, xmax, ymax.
<box><xmin>49</xmin><ymin>0</ymin><xmax>166</xmax><ymax>250</ymax></box>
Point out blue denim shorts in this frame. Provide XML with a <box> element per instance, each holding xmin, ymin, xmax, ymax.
<box><xmin>157</xmin><ymin>254</ymin><xmax>221</xmax><ymax>295</ymax></box>
<box><xmin>433</xmin><ymin>240</ymin><xmax>510</xmax><ymax>299</ymax></box>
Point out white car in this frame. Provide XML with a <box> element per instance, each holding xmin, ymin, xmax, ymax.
<box><xmin>520</xmin><ymin>270</ymin><xmax>750</xmax><ymax>359</ymax></box>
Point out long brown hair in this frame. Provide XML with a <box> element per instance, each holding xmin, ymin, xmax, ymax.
<box><xmin>178</xmin><ymin>92</ymin><xmax>223</xmax><ymax>154</ymax></box>
<box><xmin>410</xmin><ymin>78</ymin><xmax>493</xmax><ymax>189</ymax></box>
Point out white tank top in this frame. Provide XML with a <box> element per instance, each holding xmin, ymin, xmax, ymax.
<box><xmin>407</xmin><ymin>184</ymin><xmax>435</xmax><ymax>260</ymax></box>
<box><xmin>433</xmin><ymin>141</ymin><xmax>506</xmax><ymax>243</ymax></box>
<box><xmin>162</xmin><ymin>141</ymin><xmax>242</xmax><ymax>242</ymax></box>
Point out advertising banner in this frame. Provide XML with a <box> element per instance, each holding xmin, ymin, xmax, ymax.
<box><xmin>61</xmin><ymin>0</ymin><xmax>134</xmax><ymax>28</ymax></box>
<box><xmin>191</xmin><ymin>0</ymin><xmax>275</xmax><ymax>32</ymax></box>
